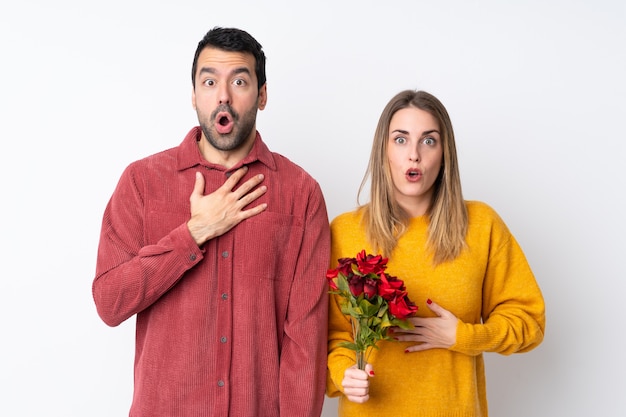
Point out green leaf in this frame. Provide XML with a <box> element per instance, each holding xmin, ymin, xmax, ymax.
<box><xmin>394</xmin><ymin>319</ymin><xmax>414</xmax><ymax>330</ymax></box>
<box><xmin>336</xmin><ymin>275</ymin><xmax>350</xmax><ymax>293</ymax></box>
<box><xmin>339</xmin><ymin>341</ymin><xmax>359</xmax><ymax>351</ymax></box>
<box><xmin>358</xmin><ymin>298</ymin><xmax>378</xmax><ymax>317</ymax></box>
<box><xmin>379</xmin><ymin>314</ymin><xmax>392</xmax><ymax>328</ymax></box>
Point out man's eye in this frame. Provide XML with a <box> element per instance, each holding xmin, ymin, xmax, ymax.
<box><xmin>233</xmin><ymin>79</ymin><xmax>246</xmax><ymax>86</ymax></box>
<box><xmin>203</xmin><ymin>79</ymin><xmax>215</xmax><ymax>86</ymax></box>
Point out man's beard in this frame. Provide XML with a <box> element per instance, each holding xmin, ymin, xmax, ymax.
<box><xmin>200</xmin><ymin>103</ymin><xmax>258</xmax><ymax>152</ymax></box>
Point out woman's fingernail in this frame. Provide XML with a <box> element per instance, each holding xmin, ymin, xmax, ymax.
<box><xmin>369</xmin><ymin>370</ymin><xmax>375</xmax><ymax>376</ymax></box>
<box><xmin>427</xmin><ymin>299</ymin><xmax>432</xmax><ymax>305</ymax></box>
<box><xmin>404</xmin><ymin>349</ymin><xmax>410</xmax><ymax>353</ymax></box>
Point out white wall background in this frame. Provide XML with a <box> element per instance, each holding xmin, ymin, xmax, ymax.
<box><xmin>1</xmin><ymin>0</ymin><xmax>624</xmax><ymax>416</ymax></box>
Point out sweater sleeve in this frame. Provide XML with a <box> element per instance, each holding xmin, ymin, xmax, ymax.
<box><xmin>452</xmin><ymin>211</ymin><xmax>546</xmax><ymax>356</ymax></box>
<box><xmin>92</xmin><ymin>164</ymin><xmax>203</xmax><ymax>327</ymax></box>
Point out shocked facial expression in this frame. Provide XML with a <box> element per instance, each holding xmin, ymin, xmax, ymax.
<box><xmin>192</xmin><ymin>47</ymin><xmax>267</xmax><ymax>154</ymax></box>
<box><xmin>387</xmin><ymin>106</ymin><xmax>443</xmax><ymax>216</ymax></box>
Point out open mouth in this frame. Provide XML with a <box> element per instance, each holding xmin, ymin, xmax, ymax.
<box><xmin>218</xmin><ymin>114</ymin><xmax>231</xmax><ymax>126</ymax></box>
<box><xmin>406</xmin><ymin>169</ymin><xmax>422</xmax><ymax>181</ymax></box>
<box><xmin>215</xmin><ymin>111</ymin><xmax>234</xmax><ymax>134</ymax></box>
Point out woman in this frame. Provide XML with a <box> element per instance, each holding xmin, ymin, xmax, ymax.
<box><xmin>326</xmin><ymin>90</ymin><xmax>545</xmax><ymax>416</ymax></box>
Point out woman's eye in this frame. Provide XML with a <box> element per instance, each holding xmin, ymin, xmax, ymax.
<box><xmin>423</xmin><ymin>137</ymin><xmax>435</xmax><ymax>145</ymax></box>
<box><xmin>394</xmin><ymin>137</ymin><xmax>407</xmax><ymax>145</ymax></box>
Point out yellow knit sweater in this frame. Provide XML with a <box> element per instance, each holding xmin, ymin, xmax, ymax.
<box><xmin>326</xmin><ymin>201</ymin><xmax>545</xmax><ymax>417</ymax></box>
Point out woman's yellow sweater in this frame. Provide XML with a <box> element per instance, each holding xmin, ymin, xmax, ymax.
<box><xmin>326</xmin><ymin>201</ymin><xmax>545</xmax><ymax>417</ymax></box>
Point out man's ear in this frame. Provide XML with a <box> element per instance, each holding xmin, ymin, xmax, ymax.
<box><xmin>258</xmin><ymin>84</ymin><xmax>267</xmax><ymax>110</ymax></box>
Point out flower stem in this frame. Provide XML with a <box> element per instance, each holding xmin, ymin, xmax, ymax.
<box><xmin>356</xmin><ymin>349</ymin><xmax>366</xmax><ymax>370</ymax></box>
<box><xmin>351</xmin><ymin>316</ymin><xmax>369</xmax><ymax>370</ymax></box>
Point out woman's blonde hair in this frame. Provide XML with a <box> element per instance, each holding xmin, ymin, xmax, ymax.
<box><xmin>358</xmin><ymin>90</ymin><xmax>468</xmax><ymax>264</ymax></box>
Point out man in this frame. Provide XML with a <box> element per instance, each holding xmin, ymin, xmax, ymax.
<box><xmin>92</xmin><ymin>27</ymin><xmax>330</xmax><ymax>417</ymax></box>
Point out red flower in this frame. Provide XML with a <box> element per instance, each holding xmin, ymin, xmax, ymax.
<box><xmin>377</xmin><ymin>273</ymin><xmax>406</xmax><ymax>301</ymax></box>
<box><xmin>347</xmin><ymin>275</ymin><xmax>364</xmax><ymax>297</ymax></box>
<box><xmin>327</xmin><ymin>276</ymin><xmax>339</xmax><ymax>291</ymax></box>
<box><xmin>336</xmin><ymin>257</ymin><xmax>356</xmax><ymax>277</ymax></box>
<box><xmin>363</xmin><ymin>277</ymin><xmax>378</xmax><ymax>299</ymax></box>
<box><xmin>388</xmin><ymin>293</ymin><xmax>418</xmax><ymax>319</ymax></box>
<box><xmin>355</xmin><ymin>250</ymin><xmax>388</xmax><ymax>276</ymax></box>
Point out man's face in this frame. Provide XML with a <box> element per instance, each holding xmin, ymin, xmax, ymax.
<box><xmin>192</xmin><ymin>47</ymin><xmax>267</xmax><ymax>155</ymax></box>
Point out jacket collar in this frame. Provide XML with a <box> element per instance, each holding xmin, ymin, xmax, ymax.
<box><xmin>176</xmin><ymin>126</ymin><xmax>277</xmax><ymax>172</ymax></box>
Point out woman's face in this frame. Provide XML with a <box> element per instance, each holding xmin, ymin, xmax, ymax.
<box><xmin>386</xmin><ymin>106</ymin><xmax>443</xmax><ymax>217</ymax></box>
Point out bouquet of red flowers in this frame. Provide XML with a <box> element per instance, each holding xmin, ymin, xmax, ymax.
<box><xmin>327</xmin><ymin>250</ymin><xmax>418</xmax><ymax>370</ymax></box>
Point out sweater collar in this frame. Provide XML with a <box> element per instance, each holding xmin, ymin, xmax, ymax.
<box><xmin>176</xmin><ymin>126</ymin><xmax>277</xmax><ymax>172</ymax></box>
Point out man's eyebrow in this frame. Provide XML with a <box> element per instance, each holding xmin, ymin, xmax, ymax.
<box><xmin>232</xmin><ymin>67</ymin><xmax>252</xmax><ymax>76</ymax></box>
<box><xmin>198</xmin><ymin>67</ymin><xmax>252</xmax><ymax>76</ymax></box>
<box><xmin>198</xmin><ymin>67</ymin><xmax>216</xmax><ymax>76</ymax></box>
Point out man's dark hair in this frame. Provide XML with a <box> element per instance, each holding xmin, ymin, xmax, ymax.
<box><xmin>191</xmin><ymin>27</ymin><xmax>267</xmax><ymax>90</ymax></box>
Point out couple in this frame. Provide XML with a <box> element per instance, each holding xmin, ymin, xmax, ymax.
<box><xmin>92</xmin><ymin>27</ymin><xmax>545</xmax><ymax>417</ymax></box>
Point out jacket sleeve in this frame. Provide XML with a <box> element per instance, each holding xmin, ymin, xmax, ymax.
<box><xmin>92</xmin><ymin>164</ymin><xmax>203</xmax><ymax>327</ymax></box>
<box><xmin>452</xmin><ymin>214</ymin><xmax>546</xmax><ymax>356</ymax></box>
<box><xmin>278</xmin><ymin>181</ymin><xmax>331</xmax><ymax>417</ymax></box>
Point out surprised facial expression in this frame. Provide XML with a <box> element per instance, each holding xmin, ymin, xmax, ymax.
<box><xmin>387</xmin><ymin>106</ymin><xmax>443</xmax><ymax>217</ymax></box>
<box><xmin>192</xmin><ymin>47</ymin><xmax>267</xmax><ymax>154</ymax></box>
